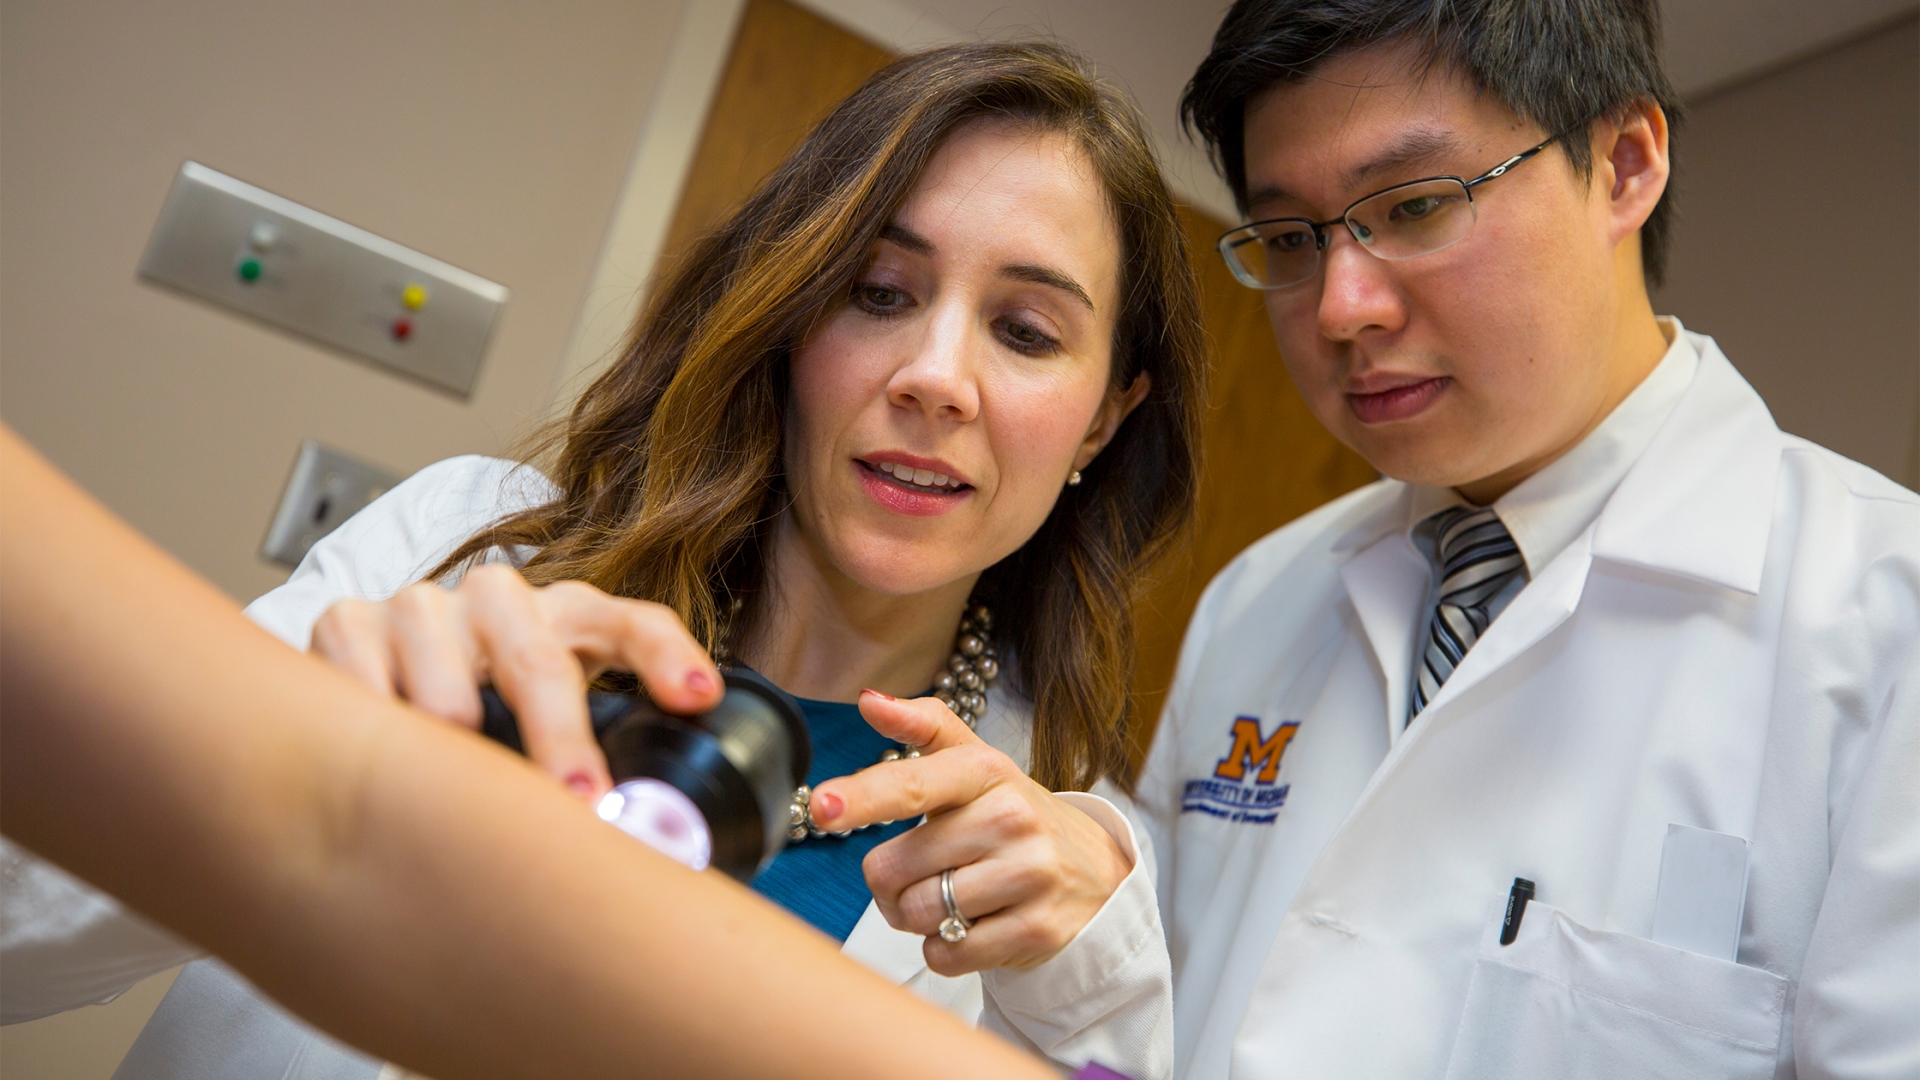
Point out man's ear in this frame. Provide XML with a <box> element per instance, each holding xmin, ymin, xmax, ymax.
<box><xmin>1074</xmin><ymin>373</ymin><xmax>1152</xmax><ymax>471</ymax></box>
<box><xmin>1596</xmin><ymin>100</ymin><xmax>1670</xmax><ymax>246</ymax></box>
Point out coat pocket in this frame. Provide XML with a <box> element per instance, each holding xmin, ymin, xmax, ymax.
<box><xmin>1441</xmin><ymin>902</ymin><xmax>1786</xmax><ymax>1080</ymax></box>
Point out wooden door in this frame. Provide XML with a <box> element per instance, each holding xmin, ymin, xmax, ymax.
<box><xmin>1132</xmin><ymin>208</ymin><xmax>1378</xmax><ymax>760</ymax></box>
<box><xmin>659</xmin><ymin>0</ymin><xmax>1376</xmax><ymax>770</ymax></box>
<box><xmin>658</xmin><ymin>0</ymin><xmax>891</xmax><ymax>265</ymax></box>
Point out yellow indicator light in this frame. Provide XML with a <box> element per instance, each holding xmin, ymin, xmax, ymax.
<box><xmin>401</xmin><ymin>283</ymin><xmax>428</xmax><ymax>310</ymax></box>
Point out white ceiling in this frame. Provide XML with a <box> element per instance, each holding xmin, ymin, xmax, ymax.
<box><xmin>809</xmin><ymin>0</ymin><xmax>1918</xmax><ymax>218</ymax></box>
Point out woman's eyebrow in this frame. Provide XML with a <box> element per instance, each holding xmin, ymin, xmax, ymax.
<box><xmin>882</xmin><ymin>222</ymin><xmax>1094</xmax><ymax>312</ymax></box>
<box><xmin>1001</xmin><ymin>264</ymin><xmax>1095</xmax><ymax>312</ymax></box>
<box><xmin>879</xmin><ymin>223</ymin><xmax>935</xmax><ymax>255</ymax></box>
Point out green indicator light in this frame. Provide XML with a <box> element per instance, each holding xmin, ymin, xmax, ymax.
<box><xmin>237</xmin><ymin>258</ymin><xmax>262</xmax><ymax>282</ymax></box>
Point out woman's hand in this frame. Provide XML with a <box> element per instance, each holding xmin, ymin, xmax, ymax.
<box><xmin>809</xmin><ymin>691</ymin><xmax>1131</xmax><ymax>975</ymax></box>
<box><xmin>308</xmin><ymin>564</ymin><xmax>722</xmax><ymax>798</ymax></box>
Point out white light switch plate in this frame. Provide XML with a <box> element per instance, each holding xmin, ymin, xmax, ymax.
<box><xmin>262</xmin><ymin>441</ymin><xmax>402</xmax><ymax>568</ymax></box>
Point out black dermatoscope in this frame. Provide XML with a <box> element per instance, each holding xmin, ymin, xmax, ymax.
<box><xmin>478</xmin><ymin>669</ymin><xmax>809</xmax><ymax>882</ymax></box>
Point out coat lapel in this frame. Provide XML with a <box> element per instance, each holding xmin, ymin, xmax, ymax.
<box><xmin>1337</xmin><ymin>526</ymin><xmax>1429</xmax><ymax>741</ymax></box>
<box><xmin>1411</xmin><ymin>528</ymin><xmax>1595</xmax><ymax>725</ymax></box>
<box><xmin>1591</xmin><ymin>337</ymin><xmax>1780</xmax><ymax>596</ymax></box>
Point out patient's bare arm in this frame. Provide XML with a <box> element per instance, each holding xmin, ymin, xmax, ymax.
<box><xmin>0</xmin><ymin>425</ymin><xmax>1054</xmax><ymax>1080</ymax></box>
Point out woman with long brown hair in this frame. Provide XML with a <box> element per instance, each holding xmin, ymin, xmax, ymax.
<box><xmin>114</xmin><ymin>41</ymin><xmax>1203</xmax><ymax>1080</ymax></box>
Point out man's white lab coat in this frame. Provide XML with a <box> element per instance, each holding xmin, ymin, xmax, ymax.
<box><xmin>1137</xmin><ymin>335</ymin><xmax>1920</xmax><ymax>1080</ymax></box>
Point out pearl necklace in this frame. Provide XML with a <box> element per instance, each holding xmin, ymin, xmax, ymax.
<box><xmin>787</xmin><ymin>604</ymin><xmax>998</xmax><ymax>843</ymax></box>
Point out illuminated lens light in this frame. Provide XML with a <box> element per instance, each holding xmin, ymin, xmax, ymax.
<box><xmin>596</xmin><ymin>779</ymin><xmax>712</xmax><ymax>871</ymax></box>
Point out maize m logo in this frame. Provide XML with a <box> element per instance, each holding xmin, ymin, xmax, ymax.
<box><xmin>1182</xmin><ymin>716</ymin><xmax>1300</xmax><ymax>824</ymax></box>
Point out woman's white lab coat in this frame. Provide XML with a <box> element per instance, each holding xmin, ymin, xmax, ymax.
<box><xmin>1136</xmin><ymin>337</ymin><xmax>1920</xmax><ymax>1080</ymax></box>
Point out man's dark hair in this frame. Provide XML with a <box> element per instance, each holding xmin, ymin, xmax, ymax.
<box><xmin>1181</xmin><ymin>0</ymin><xmax>1684</xmax><ymax>285</ymax></box>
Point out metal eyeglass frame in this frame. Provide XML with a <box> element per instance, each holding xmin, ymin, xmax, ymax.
<box><xmin>1215</xmin><ymin>129</ymin><xmax>1570</xmax><ymax>290</ymax></box>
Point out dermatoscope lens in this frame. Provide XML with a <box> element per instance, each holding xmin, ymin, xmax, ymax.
<box><xmin>596</xmin><ymin>779</ymin><xmax>713</xmax><ymax>871</ymax></box>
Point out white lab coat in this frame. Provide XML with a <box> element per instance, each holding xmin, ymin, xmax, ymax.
<box><xmin>1137</xmin><ymin>335</ymin><xmax>1920</xmax><ymax>1080</ymax></box>
<box><xmin>1</xmin><ymin>454</ymin><xmax>1171</xmax><ymax>1080</ymax></box>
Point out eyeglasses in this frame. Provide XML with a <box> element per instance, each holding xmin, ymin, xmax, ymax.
<box><xmin>1216</xmin><ymin>132</ymin><xmax>1566</xmax><ymax>291</ymax></box>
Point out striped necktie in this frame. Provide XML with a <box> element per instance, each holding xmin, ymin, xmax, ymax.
<box><xmin>1407</xmin><ymin>505</ymin><xmax>1528</xmax><ymax>724</ymax></box>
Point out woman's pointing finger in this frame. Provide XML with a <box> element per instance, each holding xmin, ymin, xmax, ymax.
<box><xmin>853</xmin><ymin>689</ymin><xmax>983</xmax><ymax>753</ymax></box>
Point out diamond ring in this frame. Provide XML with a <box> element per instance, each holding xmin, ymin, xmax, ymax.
<box><xmin>938</xmin><ymin>867</ymin><xmax>971</xmax><ymax>943</ymax></box>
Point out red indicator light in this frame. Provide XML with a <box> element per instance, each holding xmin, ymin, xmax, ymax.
<box><xmin>390</xmin><ymin>317</ymin><xmax>413</xmax><ymax>342</ymax></box>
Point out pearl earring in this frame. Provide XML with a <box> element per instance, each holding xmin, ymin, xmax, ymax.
<box><xmin>1067</xmin><ymin>470</ymin><xmax>1082</xmax><ymax>486</ymax></box>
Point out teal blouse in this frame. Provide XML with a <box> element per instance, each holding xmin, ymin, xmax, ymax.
<box><xmin>749</xmin><ymin>695</ymin><xmax>914</xmax><ymax>941</ymax></box>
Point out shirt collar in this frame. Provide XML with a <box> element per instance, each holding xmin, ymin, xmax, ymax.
<box><xmin>1589</xmin><ymin>330</ymin><xmax>1782</xmax><ymax>594</ymax></box>
<box><xmin>1403</xmin><ymin>317</ymin><xmax>1700</xmax><ymax>577</ymax></box>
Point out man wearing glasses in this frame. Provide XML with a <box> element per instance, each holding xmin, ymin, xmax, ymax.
<box><xmin>1136</xmin><ymin>1</ymin><xmax>1920</xmax><ymax>1078</ymax></box>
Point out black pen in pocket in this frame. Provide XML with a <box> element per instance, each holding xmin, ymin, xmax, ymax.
<box><xmin>1500</xmin><ymin>877</ymin><xmax>1535</xmax><ymax>946</ymax></box>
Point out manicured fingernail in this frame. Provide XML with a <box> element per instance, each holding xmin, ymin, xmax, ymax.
<box><xmin>861</xmin><ymin>688</ymin><xmax>899</xmax><ymax>702</ymax></box>
<box><xmin>687</xmin><ymin>670</ymin><xmax>716</xmax><ymax>696</ymax></box>
<box><xmin>813</xmin><ymin>791</ymin><xmax>844</xmax><ymax>821</ymax></box>
<box><xmin>566</xmin><ymin>772</ymin><xmax>595</xmax><ymax>798</ymax></box>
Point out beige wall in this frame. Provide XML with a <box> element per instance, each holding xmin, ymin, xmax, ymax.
<box><xmin>1656</xmin><ymin>13</ymin><xmax>1920</xmax><ymax>488</ymax></box>
<box><xmin>1</xmin><ymin>0</ymin><xmax>685</xmax><ymax>602</ymax></box>
<box><xmin>0</xmin><ymin>0</ymin><xmax>683</xmax><ymax>1074</ymax></box>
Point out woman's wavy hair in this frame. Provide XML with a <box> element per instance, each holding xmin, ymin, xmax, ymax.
<box><xmin>437</xmin><ymin>42</ymin><xmax>1205</xmax><ymax>792</ymax></box>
